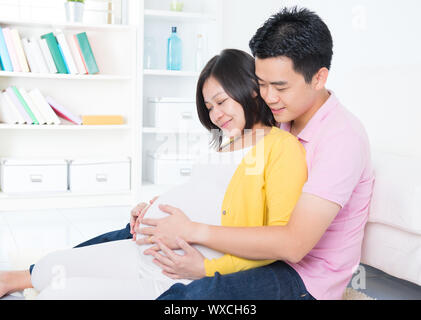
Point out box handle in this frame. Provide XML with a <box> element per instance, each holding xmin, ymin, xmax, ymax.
<box><xmin>179</xmin><ymin>168</ymin><xmax>192</xmax><ymax>176</ymax></box>
<box><xmin>181</xmin><ymin>112</ymin><xmax>193</xmax><ymax>119</ymax></box>
<box><xmin>30</xmin><ymin>175</ymin><xmax>43</xmax><ymax>183</ymax></box>
<box><xmin>96</xmin><ymin>174</ymin><xmax>108</xmax><ymax>182</ymax></box>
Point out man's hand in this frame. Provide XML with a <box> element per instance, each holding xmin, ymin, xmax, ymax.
<box><xmin>130</xmin><ymin>196</ymin><xmax>158</xmax><ymax>240</ymax></box>
<box><xmin>144</xmin><ymin>237</ymin><xmax>206</xmax><ymax>280</ymax></box>
<box><xmin>136</xmin><ymin>204</ymin><xmax>195</xmax><ymax>249</ymax></box>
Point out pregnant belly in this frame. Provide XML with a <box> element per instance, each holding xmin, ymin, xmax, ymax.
<box><xmin>136</xmin><ymin>181</ymin><xmax>225</xmax><ymax>262</ymax></box>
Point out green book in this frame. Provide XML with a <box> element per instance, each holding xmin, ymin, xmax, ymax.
<box><xmin>41</xmin><ymin>32</ymin><xmax>68</xmax><ymax>74</ymax></box>
<box><xmin>75</xmin><ymin>32</ymin><xmax>99</xmax><ymax>74</ymax></box>
<box><xmin>11</xmin><ymin>86</ymin><xmax>39</xmax><ymax>125</ymax></box>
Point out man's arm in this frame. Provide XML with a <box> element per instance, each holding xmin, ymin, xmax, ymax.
<box><xmin>188</xmin><ymin>193</ymin><xmax>341</xmax><ymax>263</ymax></box>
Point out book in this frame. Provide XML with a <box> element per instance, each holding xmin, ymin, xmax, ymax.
<box><xmin>2</xmin><ymin>28</ymin><xmax>21</xmax><ymax>72</ymax></box>
<box><xmin>56</xmin><ymin>29</ymin><xmax>78</xmax><ymax>74</ymax></box>
<box><xmin>46</xmin><ymin>96</ymin><xmax>82</xmax><ymax>125</ymax></box>
<box><xmin>68</xmin><ymin>33</ymin><xmax>87</xmax><ymax>74</ymax></box>
<box><xmin>57</xmin><ymin>42</ymin><xmax>70</xmax><ymax>74</ymax></box>
<box><xmin>75</xmin><ymin>32</ymin><xmax>99</xmax><ymax>74</ymax></box>
<box><xmin>40</xmin><ymin>32</ymin><xmax>68</xmax><ymax>74</ymax></box>
<box><xmin>21</xmin><ymin>38</ymin><xmax>39</xmax><ymax>73</ymax></box>
<box><xmin>38</xmin><ymin>38</ymin><xmax>57</xmax><ymax>74</ymax></box>
<box><xmin>0</xmin><ymin>27</ymin><xmax>13</xmax><ymax>72</ymax></box>
<box><xmin>5</xmin><ymin>87</ymin><xmax>31</xmax><ymax>124</ymax></box>
<box><xmin>18</xmin><ymin>88</ymin><xmax>47</xmax><ymax>124</ymax></box>
<box><xmin>28</xmin><ymin>89</ymin><xmax>61</xmax><ymax>125</ymax></box>
<box><xmin>10</xmin><ymin>29</ymin><xmax>29</xmax><ymax>73</ymax></box>
<box><xmin>30</xmin><ymin>37</ymin><xmax>49</xmax><ymax>74</ymax></box>
<box><xmin>82</xmin><ymin>115</ymin><xmax>125</xmax><ymax>125</ymax></box>
<box><xmin>0</xmin><ymin>91</ymin><xmax>19</xmax><ymax>124</ymax></box>
<box><xmin>10</xmin><ymin>86</ymin><xmax>39</xmax><ymax>124</ymax></box>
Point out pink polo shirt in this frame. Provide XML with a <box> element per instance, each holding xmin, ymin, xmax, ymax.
<box><xmin>280</xmin><ymin>92</ymin><xmax>375</xmax><ymax>300</ymax></box>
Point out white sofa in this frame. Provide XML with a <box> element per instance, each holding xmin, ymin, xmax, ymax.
<box><xmin>361</xmin><ymin>150</ymin><xmax>421</xmax><ymax>286</ymax></box>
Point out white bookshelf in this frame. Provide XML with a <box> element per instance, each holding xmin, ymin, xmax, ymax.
<box><xmin>0</xmin><ymin>19</ymin><xmax>141</xmax><ymax>211</ymax></box>
<box><xmin>136</xmin><ymin>0</ymin><xmax>223</xmax><ymax>202</ymax></box>
<box><xmin>0</xmin><ymin>70</ymin><xmax>132</xmax><ymax>81</ymax></box>
<box><xmin>143</xmin><ymin>69</ymin><xmax>199</xmax><ymax>77</ymax></box>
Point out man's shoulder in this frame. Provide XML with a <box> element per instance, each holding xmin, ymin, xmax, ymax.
<box><xmin>319</xmin><ymin>101</ymin><xmax>370</xmax><ymax>146</ymax></box>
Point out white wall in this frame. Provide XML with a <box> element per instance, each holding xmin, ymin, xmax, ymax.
<box><xmin>222</xmin><ymin>0</ymin><xmax>421</xmax><ymax>156</ymax></box>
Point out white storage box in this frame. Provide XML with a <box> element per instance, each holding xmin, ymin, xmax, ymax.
<box><xmin>0</xmin><ymin>158</ymin><xmax>68</xmax><ymax>194</ymax></box>
<box><xmin>145</xmin><ymin>97</ymin><xmax>204</xmax><ymax>131</ymax></box>
<box><xmin>145</xmin><ymin>153</ymin><xmax>195</xmax><ymax>185</ymax></box>
<box><xmin>69</xmin><ymin>158</ymin><xmax>131</xmax><ymax>193</ymax></box>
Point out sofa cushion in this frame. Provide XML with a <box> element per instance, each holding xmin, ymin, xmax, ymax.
<box><xmin>368</xmin><ymin>150</ymin><xmax>421</xmax><ymax>235</ymax></box>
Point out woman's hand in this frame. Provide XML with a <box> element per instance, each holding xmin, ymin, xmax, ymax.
<box><xmin>130</xmin><ymin>196</ymin><xmax>158</xmax><ymax>241</ymax></box>
<box><xmin>136</xmin><ymin>204</ymin><xmax>195</xmax><ymax>249</ymax></box>
<box><xmin>144</xmin><ymin>237</ymin><xmax>206</xmax><ymax>280</ymax></box>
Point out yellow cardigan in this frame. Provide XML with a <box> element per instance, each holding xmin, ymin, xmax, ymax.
<box><xmin>204</xmin><ymin>127</ymin><xmax>307</xmax><ymax>276</ymax></box>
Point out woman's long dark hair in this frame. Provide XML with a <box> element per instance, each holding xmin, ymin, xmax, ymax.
<box><xmin>196</xmin><ymin>49</ymin><xmax>276</xmax><ymax>149</ymax></box>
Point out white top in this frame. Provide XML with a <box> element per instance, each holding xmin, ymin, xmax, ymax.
<box><xmin>137</xmin><ymin>146</ymin><xmax>252</xmax><ymax>285</ymax></box>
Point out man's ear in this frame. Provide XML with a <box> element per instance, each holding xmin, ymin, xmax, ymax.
<box><xmin>312</xmin><ymin>67</ymin><xmax>329</xmax><ymax>90</ymax></box>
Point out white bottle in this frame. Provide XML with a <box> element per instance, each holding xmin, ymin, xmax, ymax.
<box><xmin>195</xmin><ymin>34</ymin><xmax>205</xmax><ymax>72</ymax></box>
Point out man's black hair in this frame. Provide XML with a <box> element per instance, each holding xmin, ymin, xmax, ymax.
<box><xmin>249</xmin><ymin>6</ymin><xmax>333</xmax><ymax>83</ymax></box>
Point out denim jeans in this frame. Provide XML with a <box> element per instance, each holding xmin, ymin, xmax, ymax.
<box><xmin>157</xmin><ymin>260</ymin><xmax>315</xmax><ymax>300</ymax></box>
<box><xmin>29</xmin><ymin>223</ymin><xmax>314</xmax><ymax>300</ymax></box>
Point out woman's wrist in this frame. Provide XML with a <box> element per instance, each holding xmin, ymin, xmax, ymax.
<box><xmin>187</xmin><ymin>222</ymin><xmax>209</xmax><ymax>245</ymax></box>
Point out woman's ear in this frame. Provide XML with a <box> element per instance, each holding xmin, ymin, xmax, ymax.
<box><xmin>312</xmin><ymin>67</ymin><xmax>329</xmax><ymax>90</ymax></box>
<box><xmin>251</xmin><ymin>90</ymin><xmax>258</xmax><ymax>98</ymax></box>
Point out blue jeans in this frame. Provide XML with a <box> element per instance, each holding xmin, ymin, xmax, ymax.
<box><xmin>157</xmin><ymin>261</ymin><xmax>314</xmax><ymax>300</ymax></box>
<box><xmin>29</xmin><ymin>223</ymin><xmax>314</xmax><ymax>300</ymax></box>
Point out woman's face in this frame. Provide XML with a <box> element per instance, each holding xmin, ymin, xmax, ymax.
<box><xmin>202</xmin><ymin>76</ymin><xmax>246</xmax><ymax>137</ymax></box>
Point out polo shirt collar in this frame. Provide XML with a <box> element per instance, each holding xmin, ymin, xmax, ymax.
<box><xmin>279</xmin><ymin>91</ymin><xmax>339</xmax><ymax>143</ymax></box>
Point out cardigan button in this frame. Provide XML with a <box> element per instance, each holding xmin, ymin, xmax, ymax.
<box><xmin>222</xmin><ymin>210</ymin><xmax>226</xmax><ymax>215</ymax></box>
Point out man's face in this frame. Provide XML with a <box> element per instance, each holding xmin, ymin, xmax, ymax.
<box><xmin>255</xmin><ymin>56</ymin><xmax>318</xmax><ymax>123</ymax></box>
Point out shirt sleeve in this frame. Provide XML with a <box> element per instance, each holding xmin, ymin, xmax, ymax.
<box><xmin>203</xmin><ymin>136</ymin><xmax>308</xmax><ymax>276</ymax></box>
<box><xmin>302</xmin><ymin>131</ymin><xmax>366</xmax><ymax>207</ymax></box>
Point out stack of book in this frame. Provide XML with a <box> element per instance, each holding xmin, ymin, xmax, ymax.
<box><xmin>0</xmin><ymin>27</ymin><xmax>99</xmax><ymax>75</ymax></box>
<box><xmin>0</xmin><ymin>86</ymin><xmax>124</xmax><ymax>125</ymax></box>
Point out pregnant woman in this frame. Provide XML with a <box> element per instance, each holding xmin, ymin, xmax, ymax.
<box><xmin>0</xmin><ymin>49</ymin><xmax>307</xmax><ymax>299</ymax></box>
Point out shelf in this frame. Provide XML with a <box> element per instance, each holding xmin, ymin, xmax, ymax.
<box><xmin>0</xmin><ymin>124</ymin><xmax>131</xmax><ymax>130</ymax></box>
<box><xmin>0</xmin><ymin>191</ymin><xmax>133</xmax><ymax>211</ymax></box>
<box><xmin>144</xmin><ymin>10</ymin><xmax>216</xmax><ymax>23</ymax></box>
<box><xmin>143</xmin><ymin>69</ymin><xmax>199</xmax><ymax>77</ymax></box>
<box><xmin>142</xmin><ymin>127</ymin><xmax>207</xmax><ymax>134</ymax></box>
<box><xmin>0</xmin><ymin>71</ymin><xmax>132</xmax><ymax>81</ymax></box>
<box><xmin>0</xmin><ymin>19</ymin><xmax>134</xmax><ymax>32</ymax></box>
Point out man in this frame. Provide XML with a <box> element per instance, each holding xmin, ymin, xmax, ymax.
<box><xmin>137</xmin><ymin>7</ymin><xmax>375</xmax><ymax>300</ymax></box>
<box><xmin>0</xmin><ymin>7</ymin><xmax>374</xmax><ymax>300</ymax></box>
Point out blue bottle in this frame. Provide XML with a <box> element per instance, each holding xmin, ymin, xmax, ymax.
<box><xmin>166</xmin><ymin>27</ymin><xmax>182</xmax><ymax>70</ymax></box>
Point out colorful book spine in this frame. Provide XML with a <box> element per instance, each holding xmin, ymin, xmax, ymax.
<box><xmin>82</xmin><ymin>115</ymin><xmax>125</xmax><ymax>125</ymax></box>
<box><xmin>56</xmin><ymin>30</ymin><xmax>78</xmax><ymax>74</ymax></box>
<box><xmin>0</xmin><ymin>27</ymin><xmax>13</xmax><ymax>71</ymax></box>
<box><xmin>57</xmin><ymin>43</ymin><xmax>70</xmax><ymax>74</ymax></box>
<box><xmin>18</xmin><ymin>88</ymin><xmax>47</xmax><ymax>124</ymax></box>
<box><xmin>46</xmin><ymin>96</ymin><xmax>82</xmax><ymax>125</ymax></box>
<box><xmin>28</xmin><ymin>89</ymin><xmax>61</xmax><ymax>125</ymax></box>
<box><xmin>10</xmin><ymin>86</ymin><xmax>39</xmax><ymax>124</ymax></box>
<box><xmin>69</xmin><ymin>34</ymin><xmax>87</xmax><ymax>74</ymax></box>
<box><xmin>21</xmin><ymin>38</ymin><xmax>39</xmax><ymax>73</ymax></box>
<box><xmin>75</xmin><ymin>32</ymin><xmax>99</xmax><ymax>74</ymax></box>
<box><xmin>10</xmin><ymin>29</ymin><xmax>29</xmax><ymax>73</ymax></box>
<box><xmin>5</xmin><ymin>87</ymin><xmax>31</xmax><ymax>124</ymax></box>
<box><xmin>38</xmin><ymin>38</ymin><xmax>57</xmax><ymax>74</ymax></box>
<box><xmin>2</xmin><ymin>28</ymin><xmax>21</xmax><ymax>72</ymax></box>
<box><xmin>40</xmin><ymin>32</ymin><xmax>68</xmax><ymax>74</ymax></box>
